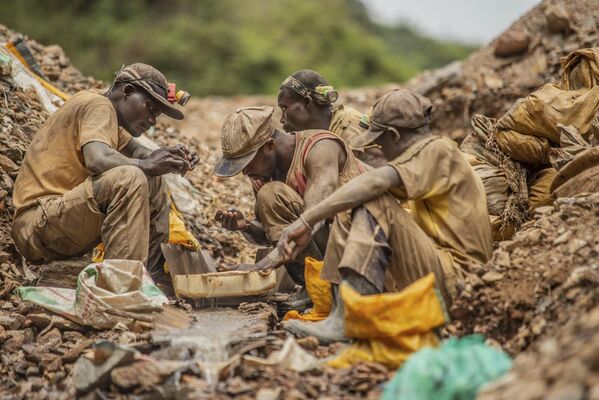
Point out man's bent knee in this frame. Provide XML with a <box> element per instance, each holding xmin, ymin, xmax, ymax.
<box><xmin>256</xmin><ymin>182</ymin><xmax>302</xmax><ymax>210</ymax></box>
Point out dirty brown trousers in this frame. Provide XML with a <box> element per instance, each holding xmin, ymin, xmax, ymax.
<box><xmin>12</xmin><ymin>165</ymin><xmax>169</xmax><ymax>281</ymax></box>
<box><xmin>255</xmin><ymin>181</ymin><xmax>329</xmax><ymax>286</ymax></box>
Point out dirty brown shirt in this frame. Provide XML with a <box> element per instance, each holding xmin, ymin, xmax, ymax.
<box><xmin>13</xmin><ymin>91</ymin><xmax>131</xmax><ymax>215</ymax></box>
<box><xmin>388</xmin><ymin>136</ymin><xmax>493</xmax><ymax>277</ymax></box>
<box><xmin>329</xmin><ymin>105</ymin><xmax>366</xmax><ymax>147</ymax></box>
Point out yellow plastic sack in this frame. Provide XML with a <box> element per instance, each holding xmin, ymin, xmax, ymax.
<box><xmin>494</xmin><ymin>129</ymin><xmax>551</xmax><ymax>165</ymax></box>
<box><xmin>284</xmin><ymin>257</ymin><xmax>333</xmax><ymax>322</ymax></box>
<box><xmin>528</xmin><ymin>168</ymin><xmax>558</xmax><ymax>213</ymax></box>
<box><xmin>560</xmin><ymin>48</ymin><xmax>599</xmax><ymax>90</ymax></box>
<box><xmin>328</xmin><ymin>273</ymin><xmax>448</xmax><ymax>369</ymax></box>
<box><xmin>92</xmin><ymin>202</ymin><xmax>199</xmax><ymax>264</ymax></box>
<box><xmin>496</xmin><ymin>83</ymin><xmax>599</xmax><ymax>144</ymax></box>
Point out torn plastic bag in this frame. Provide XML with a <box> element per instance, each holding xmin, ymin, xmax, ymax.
<box><xmin>380</xmin><ymin>335</ymin><xmax>512</xmax><ymax>400</ymax></box>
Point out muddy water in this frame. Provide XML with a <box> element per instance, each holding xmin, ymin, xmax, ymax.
<box><xmin>153</xmin><ymin>308</ymin><xmax>267</xmax><ymax>389</ymax></box>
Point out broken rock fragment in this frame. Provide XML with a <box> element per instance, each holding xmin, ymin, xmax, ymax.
<box><xmin>494</xmin><ymin>30</ymin><xmax>530</xmax><ymax>57</ymax></box>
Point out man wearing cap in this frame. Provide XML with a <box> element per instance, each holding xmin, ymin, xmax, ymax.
<box><xmin>12</xmin><ymin>63</ymin><xmax>197</xmax><ymax>287</ymax></box>
<box><xmin>213</xmin><ymin>105</ymin><xmax>369</xmax><ymax>311</ymax></box>
<box><xmin>277</xmin><ymin>89</ymin><xmax>493</xmax><ymax>343</ymax></box>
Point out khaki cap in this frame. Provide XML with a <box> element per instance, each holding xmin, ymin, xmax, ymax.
<box><xmin>350</xmin><ymin>89</ymin><xmax>432</xmax><ymax>148</ymax></box>
<box><xmin>214</xmin><ymin>106</ymin><xmax>275</xmax><ymax>177</ymax></box>
<box><xmin>114</xmin><ymin>63</ymin><xmax>184</xmax><ymax>120</ymax></box>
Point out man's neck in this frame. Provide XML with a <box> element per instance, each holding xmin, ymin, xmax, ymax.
<box><xmin>272</xmin><ymin>130</ymin><xmax>297</xmax><ymax>181</ymax></box>
<box><xmin>390</xmin><ymin>132</ymin><xmax>433</xmax><ymax>160</ymax></box>
<box><xmin>311</xmin><ymin>110</ymin><xmax>333</xmax><ymax>131</ymax></box>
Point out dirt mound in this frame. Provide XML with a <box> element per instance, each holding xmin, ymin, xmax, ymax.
<box><xmin>478</xmin><ymin>305</ymin><xmax>599</xmax><ymax>400</ymax></box>
<box><xmin>446</xmin><ymin>194</ymin><xmax>599</xmax><ymax>355</ymax></box>
<box><xmin>408</xmin><ymin>0</ymin><xmax>599</xmax><ymax>140</ymax></box>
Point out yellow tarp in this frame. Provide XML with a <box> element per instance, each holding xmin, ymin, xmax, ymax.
<box><xmin>328</xmin><ymin>273</ymin><xmax>448</xmax><ymax>369</ymax></box>
<box><xmin>284</xmin><ymin>257</ymin><xmax>333</xmax><ymax>322</ymax></box>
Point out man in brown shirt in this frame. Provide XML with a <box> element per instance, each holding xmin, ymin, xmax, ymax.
<box><xmin>12</xmin><ymin>63</ymin><xmax>198</xmax><ymax>288</ymax></box>
<box><xmin>277</xmin><ymin>89</ymin><xmax>493</xmax><ymax>342</ymax></box>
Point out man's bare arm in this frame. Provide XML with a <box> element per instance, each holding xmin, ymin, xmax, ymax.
<box><xmin>302</xmin><ymin>139</ymin><xmax>346</xmax><ymax>210</ymax></box>
<box><xmin>276</xmin><ymin>166</ymin><xmax>403</xmax><ymax>260</ymax></box>
<box><xmin>121</xmin><ymin>138</ymin><xmax>154</xmax><ymax>159</ymax></box>
<box><xmin>302</xmin><ymin>166</ymin><xmax>402</xmax><ymax>226</ymax></box>
<box><xmin>82</xmin><ymin>141</ymin><xmax>189</xmax><ymax>176</ymax></box>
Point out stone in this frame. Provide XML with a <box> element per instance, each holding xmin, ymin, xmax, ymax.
<box><xmin>535</xmin><ymin>206</ymin><xmax>554</xmax><ymax>215</ymax></box>
<box><xmin>0</xmin><ymin>314</ymin><xmax>27</xmax><ymax>330</ymax></box>
<box><xmin>502</xmin><ymin>379</ymin><xmax>547</xmax><ymax>400</ymax></box>
<box><xmin>567</xmin><ymin>239</ymin><xmax>588</xmax><ymax>254</ymax></box>
<box><xmin>553</xmin><ymin>231</ymin><xmax>572</xmax><ymax>245</ymax></box>
<box><xmin>110</xmin><ymin>360</ymin><xmax>184</xmax><ymax>390</ymax></box>
<box><xmin>482</xmin><ymin>271</ymin><xmax>504</xmax><ymax>283</ymax></box>
<box><xmin>545</xmin><ymin>4</ymin><xmax>572</xmax><ymax>34</ymax></box>
<box><xmin>73</xmin><ymin>341</ymin><xmax>137</xmax><ymax>393</ymax></box>
<box><xmin>0</xmin><ymin>154</ymin><xmax>18</xmax><ymax>177</ymax></box>
<box><xmin>495</xmin><ymin>250</ymin><xmax>511</xmax><ymax>269</ymax></box>
<box><xmin>545</xmin><ymin>382</ymin><xmax>584</xmax><ymax>400</ymax></box>
<box><xmin>63</xmin><ymin>339</ymin><xmax>95</xmax><ymax>363</ymax></box>
<box><xmin>494</xmin><ymin>30</ymin><xmax>530</xmax><ymax>57</ymax></box>
<box><xmin>256</xmin><ymin>387</ymin><xmax>282</xmax><ymax>400</ymax></box>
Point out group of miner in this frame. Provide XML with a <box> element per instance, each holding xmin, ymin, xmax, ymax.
<box><xmin>10</xmin><ymin>63</ymin><xmax>493</xmax><ymax>343</ymax></box>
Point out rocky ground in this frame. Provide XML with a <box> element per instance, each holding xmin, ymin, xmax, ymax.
<box><xmin>0</xmin><ymin>0</ymin><xmax>599</xmax><ymax>398</ymax></box>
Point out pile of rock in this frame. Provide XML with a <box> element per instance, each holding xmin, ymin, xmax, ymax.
<box><xmin>446</xmin><ymin>194</ymin><xmax>599</xmax><ymax>355</ymax></box>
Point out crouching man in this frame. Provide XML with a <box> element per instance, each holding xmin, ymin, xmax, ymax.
<box><xmin>213</xmin><ymin>106</ymin><xmax>370</xmax><ymax>311</ymax></box>
<box><xmin>11</xmin><ymin>63</ymin><xmax>198</xmax><ymax>289</ymax></box>
<box><xmin>278</xmin><ymin>89</ymin><xmax>493</xmax><ymax>342</ymax></box>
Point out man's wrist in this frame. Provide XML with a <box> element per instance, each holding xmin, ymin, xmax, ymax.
<box><xmin>240</xmin><ymin>219</ymin><xmax>251</xmax><ymax>232</ymax></box>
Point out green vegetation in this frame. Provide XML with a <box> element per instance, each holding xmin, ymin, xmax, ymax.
<box><xmin>0</xmin><ymin>0</ymin><xmax>477</xmax><ymax>96</ymax></box>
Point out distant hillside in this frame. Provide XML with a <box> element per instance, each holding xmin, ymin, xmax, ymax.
<box><xmin>0</xmin><ymin>0</ymin><xmax>476</xmax><ymax>96</ymax></box>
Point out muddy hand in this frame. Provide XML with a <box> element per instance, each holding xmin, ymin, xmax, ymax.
<box><xmin>278</xmin><ymin>218</ymin><xmax>309</xmax><ymax>261</ymax></box>
<box><xmin>215</xmin><ymin>208</ymin><xmax>248</xmax><ymax>231</ymax></box>
<box><xmin>176</xmin><ymin>144</ymin><xmax>199</xmax><ymax>172</ymax></box>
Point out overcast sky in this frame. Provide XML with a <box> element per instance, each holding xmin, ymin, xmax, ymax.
<box><xmin>362</xmin><ymin>0</ymin><xmax>542</xmax><ymax>44</ymax></box>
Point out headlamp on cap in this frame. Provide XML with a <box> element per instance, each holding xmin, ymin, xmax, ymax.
<box><xmin>167</xmin><ymin>82</ymin><xmax>191</xmax><ymax>106</ymax></box>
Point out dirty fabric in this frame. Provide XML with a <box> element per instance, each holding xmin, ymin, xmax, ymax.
<box><xmin>560</xmin><ymin>47</ymin><xmax>599</xmax><ymax>90</ymax></box>
<box><xmin>322</xmin><ymin>192</ymin><xmax>450</xmax><ymax>301</ymax></box>
<box><xmin>328</xmin><ymin>273</ymin><xmax>447</xmax><ymax>369</ymax></box>
<box><xmin>496</xmin><ymin>83</ymin><xmax>599</xmax><ymax>144</ymax></box>
<box><xmin>329</xmin><ymin>105</ymin><xmax>367</xmax><ymax>149</ymax></box>
<box><xmin>553</xmin><ymin>163</ymin><xmax>599</xmax><ymax>198</ymax></box>
<box><xmin>13</xmin><ymin>90</ymin><xmax>131</xmax><ymax>215</ymax></box>
<box><xmin>388</xmin><ymin>136</ymin><xmax>493</xmax><ymax>288</ymax></box>
<box><xmin>12</xmin><ymin>166</ymin><xmax>169</xmax><ymax>279</ymax></box>
<box><xmin>284</xmin><ymin>257</ymin><xmax>332</xmax><ymax>322</ymax></box>
<box><xmin>18</xmin><ymin>259</ymin><xmax>167</xmax><ymax>329</ymax></box>
<box><xmin>527</xmin><ymin>167</ymin><xmax>557</xmax><ymax>213</ymax></box>
<box><xmin>494</xmin><ymin>129</ymin><xmax>551</xmax><ymax>166</ymax></box>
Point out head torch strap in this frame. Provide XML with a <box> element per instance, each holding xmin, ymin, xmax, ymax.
<box><xmin>281</xmin><ymin>76</ymin><xmax>338</xmax><ymax>106</ymax></box>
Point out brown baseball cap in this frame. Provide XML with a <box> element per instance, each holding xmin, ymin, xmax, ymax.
<box><xmin>350</xmin><ymin>89</ymin><xmax>432</xmax><ymax>148</ymax></box>
<box><xmin>114</xmin><ymin>63</ymin><xmax>184</xmax><ymax>120</ymax></box>
<box><xmin>213</xmin><ymin>106</ymin><xmax>276</xmax><ymax>177</ymax></box>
